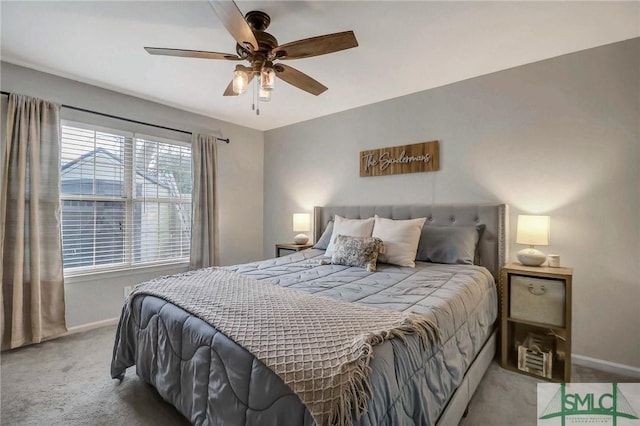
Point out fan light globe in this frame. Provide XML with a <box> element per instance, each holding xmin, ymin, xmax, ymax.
<box><xmin>261</xmin><ymin>64</ymin><xmax>276</xmax><ymax>91</ymax></box>
<box><xmin>259</xmin><ymin>86</ymin><xmax>271</xmax><ymax>102</ymax></box>
<box><xmin>232</xmin><ymin>68</ymin><xmax>249</xmax><ymax>94</ymax></box>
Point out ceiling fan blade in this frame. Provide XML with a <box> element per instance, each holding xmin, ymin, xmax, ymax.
<box><xmin>271</xmin><ymin>31</ymin><xmax>358</xmax><ymax>60</ymax></box>
<box><xmin>145</xmin><ymin>47</ymin><xmax>241</xmax><ymax>60</ymax></box>
<box><xmin>208</xmin><ymin>1</ymin><xmax>258</xmax><ymax>52</ymax></box>
<box><xmin>274</xmin><ymin>64</ymin><xmax>327</xmax><ymax>96</ymax></box>
<box><xmin>223</xmin><ymin>80</ymin><xmax>236</xmax><ymax>96</ymax></box>
<box><xmin>223</xmin><ymin>69</ymin><xmax>255</xmax><ymax>96</ymax></box>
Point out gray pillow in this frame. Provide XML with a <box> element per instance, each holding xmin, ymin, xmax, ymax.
<box><xmin>416</xmin><ymin>225</ymin><xmax>485</xmax><ymax>265</ymax></box>
<box><xmin>313</xmin><ymin>220</ymin><xmax>334</xmax><ymax>250</ymax></box>
<box><xmin>331</xmin><ymin>235</ymin><xmax>384</xmax><ymax>272</ymax></box>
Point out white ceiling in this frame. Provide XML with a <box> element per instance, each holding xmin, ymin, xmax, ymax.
<box><xmin>1</xmin><ymin>1</ymin><xmax>638</xmax><ymax>131</ymax></box>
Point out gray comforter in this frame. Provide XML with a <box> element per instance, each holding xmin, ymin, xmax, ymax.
<box><xmin>111</xmin><ymin>249</ymin><xmax>497</xmax><ymax>425</ymax></box>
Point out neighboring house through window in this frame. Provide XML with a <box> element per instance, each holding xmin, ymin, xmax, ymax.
<box><xmin>60</xmin><ymin>122</ymin><xmax>192</xmax><ymax>273</ymax></box>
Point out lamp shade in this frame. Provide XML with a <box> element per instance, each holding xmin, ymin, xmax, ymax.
<box><xmin>516</xmin><ymin>215</ymin><xmax>550</xmax><ymax>246</ymax></box>
<box><xmin>293</xmin><ymin>213</ymin><xmax>311</xmax><ymax>232</ymax></box>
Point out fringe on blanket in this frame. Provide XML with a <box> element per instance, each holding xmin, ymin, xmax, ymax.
<box><xmin>328</xmin><ymin>314</ymin><xmax>440</xmax><ymax>426</ymax></box>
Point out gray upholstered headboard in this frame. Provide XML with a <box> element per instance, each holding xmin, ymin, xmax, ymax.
<box><xmin>313</xmin><ymin>204</ymin><xmax>508</xmax><ymax>279</ymax></box>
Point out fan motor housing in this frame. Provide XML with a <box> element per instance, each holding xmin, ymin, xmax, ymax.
<box><xmin>236</xmin><ymin>11</ymin><xmax>278</xmax><ymax>59</ymax></box>
<box><xmin>245</xmin><ymin>11</ymin><xmax>270</xmax><ymax>31</ymax></box>
<box><xmin>255</xmin><ymin>31</ymin><xmax>278</xmax><ymax>52</ymax></box>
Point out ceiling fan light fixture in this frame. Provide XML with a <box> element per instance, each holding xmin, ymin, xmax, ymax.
<box><xmin>232</xmin><ymin>66</ymin><xmax>249</xmax><ymax>94</ymax></box>
<box><xmin>261</xmin><ymin>62</ymin><xmax>276</xmax><ymax>91</ymax></box>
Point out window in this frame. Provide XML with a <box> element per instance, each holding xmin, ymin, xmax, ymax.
<box><xmin>60</xmin><ymin>122</ymin><xmax>192</xmax><ymax>272</ymax></box>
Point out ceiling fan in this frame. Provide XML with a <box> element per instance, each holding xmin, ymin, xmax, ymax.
<box><xmin>145</xmin><ymin>1</ymin><xmax>358</xmax><ymax>112</ymax></box>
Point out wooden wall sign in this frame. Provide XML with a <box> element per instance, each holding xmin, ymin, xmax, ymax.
<box><xmin>360</xmin><ymin>140</ymin><xmax>439</xmax><ymax>177</ymax></box>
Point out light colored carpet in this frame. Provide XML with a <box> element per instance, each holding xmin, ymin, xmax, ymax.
<box><xmin>0</xmin><ymin>325</ymin><xmax>635</xmax><ymax>426</ymax></box>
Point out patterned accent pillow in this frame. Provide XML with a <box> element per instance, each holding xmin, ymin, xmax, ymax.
<box><xmin>324</xmin><ymin>215</ymin><xmax>375</xmax><ymax>257</ymax></box>
<box><xmin>331</xmin><ymin>234</ymin><xmax>384</xmax><ymax>272</ymax></box>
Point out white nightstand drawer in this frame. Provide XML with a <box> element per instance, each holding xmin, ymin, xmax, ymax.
<box><xmin>510</xmin><ymin>275</ymin><xmax>565</xmax><ymax>327</ymax></box>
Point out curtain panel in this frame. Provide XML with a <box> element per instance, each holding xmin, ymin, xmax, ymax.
<box><xmin>1</xmin><ymin>94</ymin><xmax>67</xmax><ymax>349</ymax></box>
<box><xmin>190</xmin><ymin>134</ymin><xmax>219</xmax><ymax>269</ymax></box>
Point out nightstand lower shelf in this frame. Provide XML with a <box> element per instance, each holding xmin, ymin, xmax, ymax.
<box><xmin>502</xmin><ymin>320</ymin><xmax>568</xmax><ymax>382</ymax></box>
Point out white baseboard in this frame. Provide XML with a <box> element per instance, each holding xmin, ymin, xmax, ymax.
<box><xmin>572</xmin><ymin>353</ymin><xmax>640</xmax><ymax>379</ymax></box>
<box><xmin>63</xmin><ymin>317</ymin><xmax>119</xmax><ymax>336</ymax></box>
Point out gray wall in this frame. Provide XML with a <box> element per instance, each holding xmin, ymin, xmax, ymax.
<box><xmin>1</xmin><ymin>62</ymin><xmax>264</xmax><ymax>328</ymax></box>
<box><xmin>264</xmin><ymin>39</ymin><xmax>640</xmax><ymax>368</ymax></box>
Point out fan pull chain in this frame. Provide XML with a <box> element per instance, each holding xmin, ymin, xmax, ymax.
<box><xmin>255</xmin><ymin>76</ymin><xmax>260</xmax><ymax>116</ymax></box>
<box><xmin>251</xmin><ymin>77</ymin><xmax>256</xmax><ymax>112</ymax></box>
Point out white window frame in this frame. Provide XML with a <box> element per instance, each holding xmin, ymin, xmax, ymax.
<box><xmin>60</xmin><ymin>120</ymin><xmax>192</xmax><ymax>277</ymax></box>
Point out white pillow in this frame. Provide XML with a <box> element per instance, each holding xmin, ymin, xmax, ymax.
<box><xmin>372</xmin><ymin>215</ymin><xmax>427</xmax><ymax>267</ymax></box>
<box><xmin>324</xmin><ymin>215</ymin><xmax>375</xmax><ymax>257</ymax></box>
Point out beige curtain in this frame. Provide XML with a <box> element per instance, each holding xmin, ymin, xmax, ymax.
<box><xmin>1</xmin><ymin>94</ymin><xmax>67</xmax><ymax>350</ymax></box>
<box><xmin>190</xmin><ymin>134</ymin><xmax>219</xmax><ymax>269</ymax></box>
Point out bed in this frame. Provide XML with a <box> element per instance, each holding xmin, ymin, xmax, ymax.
<box><xmin>111</xmin><ymin>203</ymin><xmax>508</xmax><ymax>426</ymax></box>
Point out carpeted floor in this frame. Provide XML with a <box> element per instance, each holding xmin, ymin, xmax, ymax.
<box><xmin>0</xmin><ymin>325</ymin><xmax>635</xmax><ymax>426</ymax></box>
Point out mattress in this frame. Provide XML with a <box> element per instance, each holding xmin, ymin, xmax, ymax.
<box><xmin>111</xmin><ymin>249</ymin><xmax>497</xmax><ymax>425</ymax></box>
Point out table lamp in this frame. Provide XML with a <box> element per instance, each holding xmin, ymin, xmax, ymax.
<box><xmin>293</xmin><ymin>213</ymin><xmax>311</xmax><ymax>244</ymax></box>
<box><xmin>516</xmin><ymin>215</ymin><xmax>549</xmax><ymax>266</ymax></box>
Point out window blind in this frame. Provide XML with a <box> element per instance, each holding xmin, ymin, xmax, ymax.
<box><xmin>60</xmin><ymin>122</ymin><xmax>191</xmax><ymax>273</ymax></box>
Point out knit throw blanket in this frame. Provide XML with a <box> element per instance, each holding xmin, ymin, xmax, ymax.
<box><xmin>130</xmin><ymin>267</ymin><xmax>439</xmax><ymax>426</ymax></box>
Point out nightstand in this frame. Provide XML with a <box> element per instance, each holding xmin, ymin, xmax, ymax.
<box><xmin>500</xmin><ymin>262</ymin><xmax>573</xmax><ymax>382</ymax></box>
<box><xmin>275</xmin><ymin>243</ymin><xmax>313</xmax><ymax>258</ymax></box>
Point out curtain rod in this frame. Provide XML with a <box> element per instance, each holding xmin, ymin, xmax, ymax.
<box><xmin>0</xmin><ymin>90</ymin><xmax>230</xmax><ymax>144</ymax></box>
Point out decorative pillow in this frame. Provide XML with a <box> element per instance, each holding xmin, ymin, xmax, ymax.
<box><xmin>313</xmin><ymin>220</ymin><xmax>334</xmax><ymax>250</ymax></box>
<box><xmin>331</xmin><ymin>235</ymin><xmax>384</xmax><ymax>272</ymax></box>
<box><xmin>324</xmin><ymin>215</ymin><xmax>375</xmax><ymax>257</ymax></box>
<box><xmin>416</xmin><ymin>225</ymin><xmax>486</xmax><ymax>265</ymax></box>
<box><xmin>371</xmin><ymin>215</ymin><xmax>427</xmax><ymax>267</ymax></box>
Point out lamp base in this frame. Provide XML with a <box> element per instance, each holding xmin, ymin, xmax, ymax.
<box><xmin>294</xmin><ymin>234</ymin><xmax>309</xmax><ymax>244</ymax></box>
<box><xmin>517</xmin><ymin>248</ymin><xmax>547</xmax><ymax>266</ymax></box>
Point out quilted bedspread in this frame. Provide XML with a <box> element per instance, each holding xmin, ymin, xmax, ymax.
<box><xmin>111</xmin><ymin>249</ymin><xmax>497</xmax><ymax>426</ymax></box>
